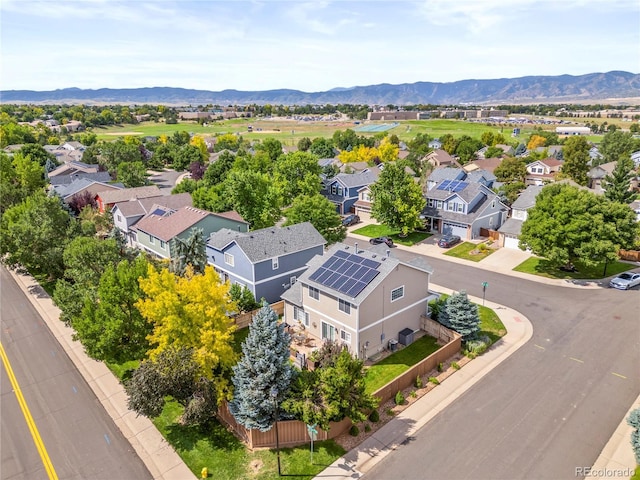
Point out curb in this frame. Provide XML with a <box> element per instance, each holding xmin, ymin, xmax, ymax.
<box><xmin>314</xmin><ymin>284</ymin><xmax>533</xmax><ymax>479</ymax></box>
<box><xmin>6</xmin><ymin>268</ymin><xmax>196</xmax><ymax>480</ymax></box>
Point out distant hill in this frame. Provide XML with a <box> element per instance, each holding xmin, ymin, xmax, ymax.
<box><xmin>2</xmin><ymin>71</ymin><xmax>639</xmax><ymax>105</ymax></box>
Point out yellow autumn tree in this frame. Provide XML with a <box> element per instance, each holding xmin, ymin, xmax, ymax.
<box><xmin>189</xmin><ymin>135</ymin><xmax>209</xmax><ymax>161</ymax></box>
<box><xmin>136</xmin><ymin>265</ymin><xmax>238</xmax><ymax>398</ymax></box>
<box><xmin>338</xmin><ymin>144</ymin><xmax>379</xmax><ymax>164</ymax></box>
<box><xmin>378</xmin><ymin>137</ymin><xmax>400</xmax><ymax>163</ymax></box>
<box><xmin>527</xmin><ymin>134</ymin><xmax>546</xmax><ymax>150</ymax></box>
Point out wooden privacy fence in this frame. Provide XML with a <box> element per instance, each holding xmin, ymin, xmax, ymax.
<box><xmin>619</xmin><ymin>250</ymin><xmax>640</xmax><ymax>262</ymax></box>
<box><xmin>232</xmin><ymin>300</ymin><xmax>285</xmax><ymax>329</ymax></box>
<box><xmin>479</xmin><ymin>228</ymin><xmax>500</xmax><ymax>241</ymax></box>
<box><xmin>218</xmin><ymin>317</ymin><xmax>460</xmax><ymax>449</ymax></box>
<box><xmin>372</xmin><ymin>318</ymin><xmax>461</xmax><ymax>405</ymax></box>
<box><xmin>217</xmin><ymin>401</ymin><xmax>352</xmax><ymax>449</ymax></box>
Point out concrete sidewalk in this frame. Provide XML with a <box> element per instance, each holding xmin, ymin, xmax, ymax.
<box><xmin>6</xmin><ymin>268</ymin><xmax>196</xmax><ymax>480</ymax></box>
<box><xmin>314</xmin><ymin>287</ymin><xmax>534</xmax><ymax>479</ymax></box>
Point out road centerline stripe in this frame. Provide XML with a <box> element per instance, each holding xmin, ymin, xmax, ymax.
<box><xmin>0</xmin><ymin>342</ymin><xmax>59</xmax><ymax>480</ymax></box>
<box><xmin>569</xmin><ymin>357</ymin><xmax>584</xmax><ymax>363</ymax></box>
<box><xmin>611</xmin><ymin>372</ymin><xmax>627</xmax><ymax>379</ymax></box>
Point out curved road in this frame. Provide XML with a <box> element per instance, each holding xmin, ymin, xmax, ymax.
<box><xmin>363</xmin><ymin>249</ymin><xmax>639</xmax><ymax>479</ymax></box>
<box><xmin>1</xmin><ymin>267</ymin><xmax>152</xmax><ymax>479</ymax></box>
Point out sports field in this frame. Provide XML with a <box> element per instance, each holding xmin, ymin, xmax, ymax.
<box><xmin>93</xmin><ymin>117</ymin><xmax>569</xmax><ymax>146</ymax></box>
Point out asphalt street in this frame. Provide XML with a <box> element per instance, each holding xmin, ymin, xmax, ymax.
<box><xmin>0</xmin><ymin>267</ymin><xmax>152</xmax><ymax>480</ymax></box>
<box><xmin>360</xmin><ymin>249</ymin><xmax>640</xmax><ymax>480</ymax></box>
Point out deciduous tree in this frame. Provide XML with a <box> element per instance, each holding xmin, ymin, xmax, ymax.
<box><xmin>559</xmin><ymin>136</ymin><xmax>590</xmax><ymax>185</ymax></box>
<box><xmin>136</xmin><ymin>265</ymin><xmax>238</xmax><ymax>398</ymax></box>
<box><xmin>370</xmin><ymin>163</ymin><xmax>426</xmax><ymax>236</ymax></box>
<box><xmin>284</xmin><ymin>194</ymin><xmax>345</xmax><ymax>244</ymax></box>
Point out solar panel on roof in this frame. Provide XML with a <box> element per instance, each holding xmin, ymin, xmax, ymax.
<box><xmin>309</xmin><ymin>268</ymin><xmax>325</xmax><ymax>281</ymax></box>
<box><xmin>354</xmin><ymin>265</ymin><xmax>369</xmax><ymax>278</ymax></box>
<box><xmin>321</xmin><ymin>258</ymin><xmax>336</xmax><ymax>269</ymax></box>
<box><xmin>332</xmin><ymin>276</ymin><xmax>349</xmax><ymax>290</ymax></box>
<box><xmin>332</xmin><ymin>259</ymin><xmax>346</xmax><ymax>270</ymax></box>
<box><xmin>152</xmin><ymin>208</ymin><xmax>166</xmax><ymax>216</ymax></box>
<box><xmin>334</xmin><ymin>250</ymin><xmax>350</xmax><ymax>259</ymax></box>
<box><xmin>349</xmin><ymin>254</ymin><xmax>365</xmax><ymax>264</ymax></box>
<box><xmin>326</xmin><ymin>272</ymin><xmax>341</xmax><ymax>286</ymax></box>
<box><xmin>361</xmin><ymin>269</ymin><xmax>379</xmax><ymax>284</ymax></box>
<box><xmin>316</xmin><ymin>269</ymin><xmax>333</xmax><ymax>284</ymax></box>
<box><xmin>336</xmin><ymin>263</ymin><xmax>349</xmax><ymax>274</ymax></box>
<box><xmin>362</xmin><ymin>258</ymin><xmax>381</xmax><ymax>269</ymax></box>
<box><xmin>347</xmin><ymin>281</ymin><xmax>368</xmax><ymax>297</ymax></box>
<box><xmin>345</xmin><ymin>263</ymin><xmax>360</xmax><ymax>276</ymax></box>
<box><xmin>339</xmin><ymin>277</ymin><xmax>357</xmax><ymax>293</ymax></box>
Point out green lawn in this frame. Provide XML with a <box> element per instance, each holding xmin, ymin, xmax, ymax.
<box><xmin>364</xmin><ymin>335</ymin><xmax>440</xmax><ymax>394</ymax></box>
<box><xmin>232</xmin><ymin>327</ymin><xmax>250</xmax><ymax>354</ymax></box>
<box><xmin>478</xmin><ymin>304</ymin><xmax>507</xmax><ymax>345</ymax></box>
<box><xmin>351</xmin><ymin>224</ymin><xmax>431</xmax><ymax>246</ymax></box>
<box><xmin>513</xmin><ymin>257</ymin><xmax>635</xmax><ymax>280</ymax></box>
<box><xmin>153</xmin><ymin>400</ymin><xmax>345</xmax><ymax>480</ymax></box>
<box><xmin>443</xmin><ymin>242</ymin><xmax>495</xmax><ymax>262</ymax></box>
<box><xmin>106</xmin><ymin>359</ymin><xmax>140</xmax><ymax>382</ymax></box>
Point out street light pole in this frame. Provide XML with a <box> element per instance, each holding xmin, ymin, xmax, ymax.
<box><xmin>270</xmin><ymin>387</ymin><xmax>282</xmax><ymax>476</ymax></box>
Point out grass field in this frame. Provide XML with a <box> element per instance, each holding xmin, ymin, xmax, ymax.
<box><xmin>351</xmin><ymin>224</ymin><xmax>431</xmax><ymax>246</ymax></box>
<box><xmin>93</xmin><ymin>117</ymin><xmax>541</xmax><ymax>145</ymax></box>
<box><xmin>443</xmin><ymin>242</ymin><xmax>496</xmax><ymax>262</ymax></box>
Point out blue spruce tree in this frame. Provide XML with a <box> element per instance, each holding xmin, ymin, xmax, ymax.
<box><xmin>229</xmin><ymin>302</ymin><xmax>293</xmax><ymax>431</ymax></box>
<box><xmin>439</xmin><ymin>291</ymin><xmax>480</xmax><ymax>340</ymax></box>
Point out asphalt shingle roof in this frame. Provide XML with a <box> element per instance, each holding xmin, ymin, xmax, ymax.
<box><xmin>207</xmin><ymin>222</ymin><xmax>325</xmax><ymax>263</ymax></box>
<box><xmin>497</xmin><ymin>217</ymin><xmax>523</xmax><ymax>235</ymax></box>
<box><xmin>511</xmin><ymin>185</ymin><xmax>543</xmax><ymax>210</ymax></box>
<box><xmin>332</xmin><ymin>168</ymin><xmax>380</xmax><ymax>188</ymax></box>
<box><xmin>427</xmin><ymin>167</ymin><xmax>465</xmax><ymax>183</ymax></box>
<box><xmin>97</xmin><ymin>186</ymin><xmax>162</xmax><ymax>205</ymax></box>
<box><xmin>113</xmin><ymin>193</ymin><xmax>193</xmax><ymax>218</ymax></box>
<box><xmin>134</xmin><ymin>206</ymin><xmax>214</xmax><ymax>242</ymax></box>
<box><xmin>48</xmin><ymin>171</ymin><xmax>112</xmax><ymax>186</ymax></box>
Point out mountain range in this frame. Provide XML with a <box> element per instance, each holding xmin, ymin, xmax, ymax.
<box><xmin>2</xmin><ymin>71</ymin><xmax>639</xmax><ymax>105</ymax></box>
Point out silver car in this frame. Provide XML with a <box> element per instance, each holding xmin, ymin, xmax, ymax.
<box><xmin>609</xmin><ymin>272</ymin><xmax>640</xmax><ymax>290</ymax></box>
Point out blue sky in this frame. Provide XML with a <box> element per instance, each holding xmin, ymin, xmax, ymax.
<box><xmin>1</xmin><ymin>0</ymin><xmax>639</xmax><ymax>92</ymax></box>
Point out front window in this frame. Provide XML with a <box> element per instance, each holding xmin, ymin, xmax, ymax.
<box><xmin>457</xmin><ymin>203</ymin><xmax>464</xmax><ymax>213</ymax></box>
<box><xmin>294</xmin><ymin>306</ymin><xmax>309</xmax><ymax>326</ymax></box>
<box><xmin>340</xmin><ymin>329</ymin><xmax>351</xmax><ymax>344</ymax></box>
<box><xmin>331</xmin><ymin>185</ymin><xmax>337</xmax><ymax>195</ymax></box>
<box><xmin>149</xmin><ymin>235</ymin><xmax>155</xmax><ymax>245</ymax></box>
<box><xmin>338</xmin><ymin>298</ymin><xmax>351</xmax><ymax>314</ymax></box>
<box><xmin>224</xmin><ymin>253</ymin><xmax>234</xmax><ymax>266</ymax></box>
<box><xmin>437</xmin><ymin>200</ymin><xmax>443</xmax><ymax>209</ymax></box>
<box><xmin>322</xmin><ymin>321</ymin><xmax>336</xmax><ymax>341</ymax></box>
<box><xmin>160</xmin><ymin>240</ymin><xmax>165</xmax><ymax>249</ymax></box>
<box><xmin>391</xmin><ymin>286</ymin><xmax>404</xmax><ymax>302</ymax></box>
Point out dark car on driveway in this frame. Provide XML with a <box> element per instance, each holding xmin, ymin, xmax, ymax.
<box><xmin>438</xmin><ymin>235</ymin><xmax>461</xmax><ymax>248</ymax></box>
<box><xmin>342</xmin><ymin>214</ymin><xmax>360</xmax><ymax>227</ymax></box>
<box><xmin>369</xmin><ymin>236</ymin><xmax>394</xmax><ymax>247</ymax></box>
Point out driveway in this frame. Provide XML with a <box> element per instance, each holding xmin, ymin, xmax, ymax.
<box><xmin>146</xmin><ymin>169</ymin><xmax>184</xmax><ymax>194</ymax></box>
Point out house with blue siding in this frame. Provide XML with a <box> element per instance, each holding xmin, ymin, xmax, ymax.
<box><xmin>421</xmin><ymin>178</ymin><xmax>508</xmax><ymax>239</ymax></box>
<box><xmin>321</xmin><ymin>168</ymin><xmax>381</xmax><ymax>214</ymax></box>
<box><xmin>206</xmin><ymin>222</ymin><xmax>326</xmax><ymax>304</ymax></box>
<box><xmin>133</xmin><ymin>206</ymin><xmax>248</xmax><ymax>259</ymax></box>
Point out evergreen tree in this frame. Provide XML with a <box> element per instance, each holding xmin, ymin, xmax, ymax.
<box><xmin>229</xmin><ymin>303</ymin><xmax>293</xmax><ymax>431</ymax></box>
<box><xmin>627</xmin><ymin>408</ymin><xmax>640</xmax><ymax>464</ymax></box>
<box><xmin>438</xmin><ymin>291</ymin><xmax>480</xmax><ymax>340</ymax></box>
<box><xmin>603</xmin><ymin>156</ymin><xmax>636</xmax><ymax>204</ymax></box>
<box><xmin>170</xmin><ymin>227</ymin><xmax>207</xmax><ymax>276</ymax></box>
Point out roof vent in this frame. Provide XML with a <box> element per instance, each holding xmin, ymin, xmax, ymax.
<box><xmin>371</xmin><ymin>254</ymin><xmax>377</xmax><ymax>258</ymax></box>
<box><xmin>386</xmin><ymin>249</ymin><xmax>390</xmax><ymax>258</ymax></box>
<box><xmin>354</xmin><ymin>242</ymin><xmax>358</xmax><ymax>254</ymax></box>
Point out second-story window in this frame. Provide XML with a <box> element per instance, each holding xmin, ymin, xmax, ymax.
<box><xmin>224</xmin><ymin>253</ymin><xmax>234</xmax><ymax>266</ymax></box>
<box><xmin>391</xmin><ymin>286</ymin><xmax>404</xmax><ymax>302</ymax></box>
<box><xmin>272</xmin><ymin>257</ymin><xmax>279</xmax><ymax>270</ymax></box>
<box><xmin>309</xmin><ymin>286</ymin><xmax>319</xmax><ymax>300</ymax></box>
<box><xmin>338</xmin><ymin>298</ymin><xmax>351</xmax><ymax>314</ymax></box>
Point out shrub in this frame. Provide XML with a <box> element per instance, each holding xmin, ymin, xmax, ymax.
<box><xmin>628</xmin><ymin>408</ymin><xmax>640</xmax><ymax>464</ymax></box>
<box><xmin>369</xmin><ymin>409</ymin><xmax>380</xmax><ymax>423</ymax></box>
<box><xmin>410</xmin><ymin>390</ymin><xmax>417</xmax><ymax>398</ymax></box>
<box><xmin>429</xmin><ymin>377</ymin><xmax>440</xmax><ymax>385</ymax></box>
<box><xmin>415</xmin><ymin>375</ymin><xmax>423</xmax><ymax>388</ymax></box>
<box><xmin>437</xmin><ymin>362</ymin><xmax>444</xmax><ymax>372</ymax></box>
<box><xmin>463</xmin><ymin>336</ymin><xmax>491</xmax><ymax>357</ymax></box>
<box><xmin>395</xmin><ymin>391</ymin><xmax>405</xmax><ymax>405</ymax></box>
<box><xmin>478</xmin><ymin>243</ymin><xmax>487</xmax><ymax>252</ymax></box>
<box><xmin>428</xmin><ymin>296</ymin><xmax>448</xmax><ymax>321</ymax></box>
<box><xmin>349</xmin><ymin>424</ymin><xmax>360</xmax><ymax>436</ymax></box>
<box><xmin>385</xmin><ymin>408</ymin><xmax>395</xmax><ymax>417</ymax></box>
<box><xmin>364</xmin><ymin>424</ymin><xmax>371</xmax><ymax>433</ymax></box>
<box><xmin>452</xmin><ymin>362</ymin><xmax>461</xmax><ymax>370</ymax></box>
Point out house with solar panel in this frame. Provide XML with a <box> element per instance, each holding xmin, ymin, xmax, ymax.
<box><xmin>281</xmin><ymin>243</ymin><xmax>437</xmax><ymax>359</ymax></box>
<box><xmin>132</xmin><ymin>205</ymin><xmax>249</xmax><ymax>259</ymax></box>
<box><xmin>421</xmin><ymin>177</ymin><xmax>508</xmax><ymax>239</ymax></box>
<box><xmin>111</xmin><ymin>192</ymin><xmax>193</xmax><ymax>247</ymax></box>
<box><xmin>320</xmin><ymin>168</ymin><xmax>381</xmax><ymax>215</ymax></box>
<box><xmin>206</xmin><ymin>222</ymin><xmax>326</xmax><ymax>304</ymax></box>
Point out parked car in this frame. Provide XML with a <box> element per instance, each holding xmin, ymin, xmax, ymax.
<box><xmin>438</xmin><ymin>235</ymin><xmax>461</xmax><ymax>248</ymax></box>
<box><xmin>342</xmin><ymin>214</ymin><xmax>360</xmax><ymax>227</ymax></box>
<box><xmin>369</xmin><ymin>236</ymin><xmax>394</xmax><ymax>247</ymax></box>
<box><xmin>609</xmin><ymin>272</ymin><xmax>640</xmax><ymax>290</ymax></box>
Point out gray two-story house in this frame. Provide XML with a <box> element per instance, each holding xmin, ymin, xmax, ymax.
<box><xmin>422</xmin><ymin>179</ymin><xmax>508</xmax><ymax>239</ymax></box>
<box><xmin>321</xmin><ymin>168</ymin><xmax>380</xmax><ymax>215</ymax></box>
<box><xmin>206</xmin><ymin>222</ymin><xmax>326</xmax><ymax>304</ymax></box>
<box><xmin>497</xmin><ymin>185</ymin><xmax>543</xmax><ymax>249</ymax></box>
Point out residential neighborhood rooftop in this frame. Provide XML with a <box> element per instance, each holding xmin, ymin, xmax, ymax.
<box><xmin>96</xmin><ymin>185</ymin><xmax>162</xmax><ymax>205</ymax></box>
<box><xmin>134</xmin><ymin>205</ymin><xmax>215</xmax><ymax>242</ymax></box>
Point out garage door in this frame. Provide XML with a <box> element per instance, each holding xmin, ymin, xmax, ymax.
<box><xmin>442</xmin><ymin>222</ymin><xmax>467</xmax><ymax>238</ymax></box>
<box><xmin>504</xmin><ymin>234</ymin><xmax>519</xmax><ymax>249</ymax></box>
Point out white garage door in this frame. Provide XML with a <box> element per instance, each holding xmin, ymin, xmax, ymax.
<box><xmin>443</xmin><ymin>222</ymin><xmax>467</xmax><ymax>238</ymax></box>
<box><xmin>504</xmin><ymin>234</ymin><xmax>519</xmax><ymax>249</ymax></box>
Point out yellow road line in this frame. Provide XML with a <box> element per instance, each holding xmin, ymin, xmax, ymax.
<box><xmin>569</xmin><ymin>357</ymin><xmax>584</xmax><ymax>363</ymax></box>
<box><xmin>0</xmin><ymin>342</ymin><xmax>58</xmax><ymax>480</ymax></box>
<box><xmin>612</xmin><ymin>372</ymin><xmax>627</xmax><ymax>379</ymax></box>
<box><xmin>534</xmin><ymin>344</ymin><xmax>545</xmax><ymax>350</ymax></box>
